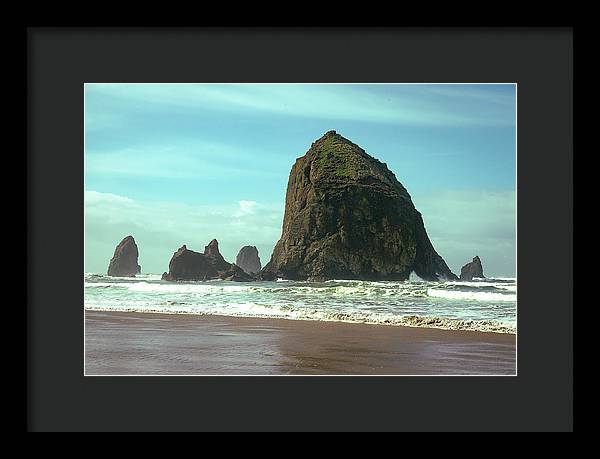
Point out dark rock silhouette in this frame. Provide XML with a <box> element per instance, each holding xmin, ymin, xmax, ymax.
<box><xmin>255</xmin><ymin>269</ymin><xmax>278</xmax><ymax>281</ymax></box>
<box><xmin>218</xmin><ymin>263</ymin><xmax>255</xmax><ymax>282</ymax></box>
<box><xmin>107</xmin><ymin>235</ymin><xmax>141</xmax><ymax>277</ymax></box>
<box><xmin>163</xmin><ymin>239</ymin><xmax>256</xmax><ymax>282</ymax></box>
<box><xmin>460</xmin><ymin>256</ymin><xmax>485</xmax><ymax>281</ymax></box>
<box><xmin>203</xmin><ymin>239</ymin><xmax>231</xmax><ymax>271</ymax></box>
<box><xmin>262</xmin><ymin>130</ymin><xmax>458</xmax><ymax>281</ymax></box>
<box><xmin>235</xmin><ymin>246</ymin><xmax>262</xmax><ymax>274</ymax></box>
<box><xmin>162</xmin><ymin>244</ymin><xmax>219</xmax><ymax>281</ymax></box>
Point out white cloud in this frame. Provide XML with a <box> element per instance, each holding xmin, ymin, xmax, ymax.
<box><xmin>235</xmin><ymin>200</ymin><xmax>257</xmax><ymax>216</ymax></box>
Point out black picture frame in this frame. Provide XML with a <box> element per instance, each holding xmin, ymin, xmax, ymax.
<box><xmin>27</xmin><ymin>27</ymin><xmax>573</xmax><ymax>432</ymax></box>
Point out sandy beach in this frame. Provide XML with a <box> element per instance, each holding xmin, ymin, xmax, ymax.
<box><xmin>85</xmin><ymin>311</ymin><xmax>516</xmax><ymax>375</ymax></box>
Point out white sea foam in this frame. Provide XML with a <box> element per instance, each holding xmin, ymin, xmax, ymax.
<box><xmin>85</xmin><ymin>301</ymin><xmax>515</xmax><ymax>334</ymax></box>
<box><xmin>127</xmin><ymin>281</ymin><xmax>252</xmax><ymax>294</ymax></box>
<box><xmin>84</xmin><ymin>274</ymin><xmax>517</xmax><ymax>334</ymax></box>
<box><xmin>445</xmin><ymin>280</ymin><xmax>517</xmax><ymax>291</ymax></box>
<box><xmin>84</xmin><ymin>282</ymin><xmax>116</xmax><ymax>288</ymax></box>
<box><xmin>409</xmin><ymin>271</ymin><xmax>425</xmax><ymax>282</ymax></box>
<box><xmin>427</xmin><ymin>288</ymin><xmax>516</xmax><ymax>302</ymax></box>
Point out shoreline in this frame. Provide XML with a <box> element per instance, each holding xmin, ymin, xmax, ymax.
<box><xmin>85</xmin><ymin>310</ymin><xmax>516</xmax><ymax>376</ymax></box>
<box><xmin>84</xmin><ymin>306</ymin><xmax>516</xmax><ymax>334</ymax></box>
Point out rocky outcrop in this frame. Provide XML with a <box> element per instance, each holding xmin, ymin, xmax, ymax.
<box><xmin>254</xmin><ymin>269</ymin><xmax>278</xmax><ymax>281</ymax></box>
<box><xmin>262</xmin><ymin>130</ymin><xmax>458</xmax><ymax>281</ymax></box>
<box><xmin>218</xmin><ymin>264</ymin><xmax>255</xmax><ymax>282</ymax></box>
<box><xmin>204</xmin><ymin>239</ymin><xmax>231</xmax><ymax>271</ymax></box>
<box><xmin>235</xmin><ymin>246</ymin><xmax>262</xmax><ymax>274</ymax></box>
<box><xmin>460</xmin><ymin>256</ymin><xmax>485</xmax><ymax>281</ymax></box>
<box><xmin>107</xmin><ymin>235</ymin><xmax>141</xmax><ymax>277</ymax></box>
<box><xmin>161</xmin><ymin>244</ymin><xmax>219</xmax><ymax>281</ymax></box>
<box><xmin>162</xmin><ymin>240</ymin><xmax>257</xmax><ymax>282</ymax></box>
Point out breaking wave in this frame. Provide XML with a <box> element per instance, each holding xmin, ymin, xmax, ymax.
<box><xmin>427</xmin><ymin>288</ymin><xmax>516</xmax><ymax>302</ymax></box>
<box><xmin>84</xmin><ymin>273</ymin><xmax>517</xmax><ymax>334</ymax></box>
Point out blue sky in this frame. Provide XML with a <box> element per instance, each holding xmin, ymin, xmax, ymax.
<box><xmin>85</xmin><ymin>83</ymin><xmax>516</xmax><ymax>277</ymax></box>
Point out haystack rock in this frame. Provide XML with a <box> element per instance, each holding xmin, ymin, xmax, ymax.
<box><xmin>107</xmin><ymin>235</ymin><xmax>141</xmax><ymax>277</ymax></box>
<box><xmin>262</xmin><ymin>130</ymin><xmax>458</xmax><ymax>281</ymax></box>
<box><xmin>235</xmin><ymin>246</ymin><xmax>262</xmax><ymax>274</ymax></box>
<box><xmin>460</xmin><ymin>256</ymin><xmax>485</xmax><ymax>281</ymax></box>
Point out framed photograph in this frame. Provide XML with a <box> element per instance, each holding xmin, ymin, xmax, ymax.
<box><xmin>84</xmin><ymin>82</ymin><xmax>517</xmax><ymax>377</ymax></box>
<box><xmin>28</xmin><ymin>27</ymin><xmax>573</xmax><ymax>431</ymax></box>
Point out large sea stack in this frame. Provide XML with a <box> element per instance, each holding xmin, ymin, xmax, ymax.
<box><xmin>460</xmin><ymin>256</ymin><xmax>485</xmax><ymax>281</ymax></box>
<box><xmin>262</xmin><ymin>131</ymin><xmax>458</xmax><ymax>281</ymax></box>
<box><xmin>107</xmin><ymin>235</ymin><xmax>141</xmax><ymax>277</ymax></box>
<box><xmin>236</xmin><ymin>246</ymin><xmax>262</xmax><ymax>274</ymax></box>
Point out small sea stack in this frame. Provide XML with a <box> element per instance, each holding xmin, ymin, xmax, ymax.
<box><xmin>218</xmin><ymin>264</ymin><xmax>255</xmax><ymax>282</ymax></box>
<box><xmin>235</xmin><ymin>246</ymin><xmax>262</xmax><ymax>274</ymax></box>
<box><xmin>107</xmin><ymin>235</ymin><xmax>141</xmax><ymax>277</ymax></box>
<box><xmin>460</xmin><ymin>256</ymin><xmax>485</xmax><ymax>281</ymax></box>
<box><xmin>162</xmin><ymin>239</ymin><xmax>255</xmax><ymax>282</ymax></box>
<box><xmin>162</xmin><ymin>244</ymin><xmax>219</xmax><ymax>281</ymax></box>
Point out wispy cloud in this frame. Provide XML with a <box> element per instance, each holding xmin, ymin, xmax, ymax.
<box><xmin>86</xmin><ymin>83</ymin><xmax>515</xmax><ymax>128</ymax></box>
<box><xmin>85</xmin><ymin>190</ymin><xmax>134</xmax><ymax>205</ymax></box>
<box><xmin>419</xmin><ymin>84</ymin><xmax>516</xmax><ymax>106</ymax></box>
<box><xmin>85</xmin><ymin>144</ymin><xmax>281</xmax><ymax>180</ymax></box>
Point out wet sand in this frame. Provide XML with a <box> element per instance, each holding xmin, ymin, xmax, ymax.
<box><xmin>85</xmin><ymin>311</ymin><xmax>516</xmax><ymax>375</ymax></box>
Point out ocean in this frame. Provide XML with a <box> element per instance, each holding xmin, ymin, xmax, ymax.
<box><xmin>84</xmin><ymin>273</ymin><xmax>517</xmax><ymax>334</ymax></box>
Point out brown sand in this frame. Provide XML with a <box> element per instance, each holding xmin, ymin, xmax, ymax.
<box><xmin>84</xmin><ymin>311</ymin><xmax>516</xmax><ymax>376</ymax></box>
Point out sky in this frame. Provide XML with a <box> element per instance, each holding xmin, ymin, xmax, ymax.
<box><xmin>85</xmin><ymin>83</ymin><xmax>516</xmax><ymax>277</ymax></box>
